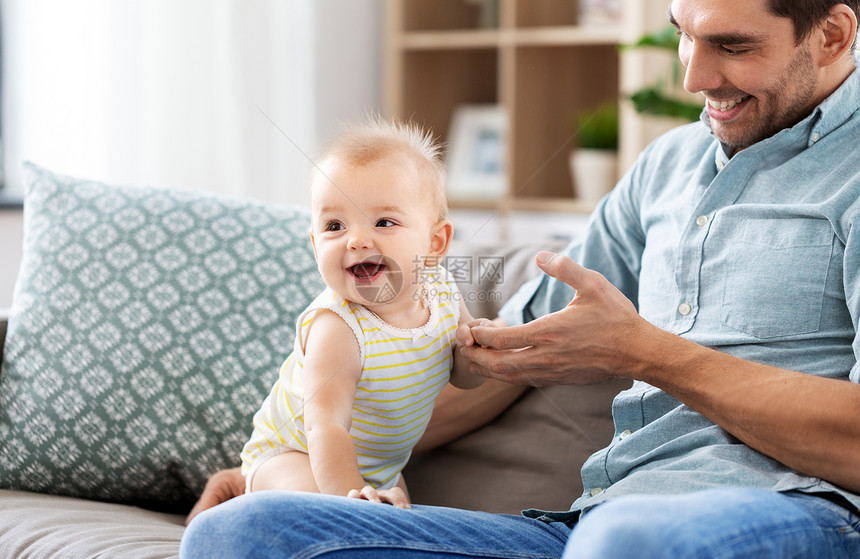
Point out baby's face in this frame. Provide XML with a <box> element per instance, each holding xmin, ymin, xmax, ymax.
<box><xmin>310</xmin><ymin>153</ymin><xmax>443</xmax><ymax>311</ymax></box>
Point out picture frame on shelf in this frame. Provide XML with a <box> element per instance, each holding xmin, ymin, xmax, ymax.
<box><xmin>446</xmin><ymin>104</ymin><xmax>507</xmax><ymax>200</ymax></box>
<box><xmin>578</xmin><ymin>0</ymin><xmax>622</xmax><ymax>26</ymax></box>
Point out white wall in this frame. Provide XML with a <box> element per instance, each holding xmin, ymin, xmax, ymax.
<box><xmin>1</xmin><ymin>0</ymin><xmax>381</xmax><ymax>206</ymax></box>
<box><xmin>0</xmin><ymin>0</ymin><xmax>382</xmax><ymax>309</ymax></box>
<box><xmin>314</xmin><ymin>1</ymin><xmax>382</xmax><ymax>149</ymax></box>
<box><xmin>0</xmin><ymin>211</ymin><xmax>23</xmax><ymax>309</ymax></box>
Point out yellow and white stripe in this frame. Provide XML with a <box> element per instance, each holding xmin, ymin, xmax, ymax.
<box><xmin>240</xmin><ymin>266</ymin><xmax>460</xmax><ymax>490</ymax></box>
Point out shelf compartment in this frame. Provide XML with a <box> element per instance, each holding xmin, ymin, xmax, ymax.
<box><xmin>402</xmin><ymin>0</ymin><xmax>500</xmax><ymax>32</ymax></box>
<box><xmin>509</xmin><ymin>44</ymin><xmax>619</xmax><ymax>201</ymax></box>
<box><xmin>399</xmin><ymin>49</ymin><xmax>499</xmax><ymax>142</ymax></box>
<box><xmin>515</xmin><ymin>0</ymin><xmax>624</xmax><ymax>29</ymax></box>
<box><xmin>515</xmin><ymin>0</ymin><xmax>579</xmax><ymax>27</ymax></box>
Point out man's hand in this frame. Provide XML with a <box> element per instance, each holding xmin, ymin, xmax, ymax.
<box><xmin>456</xmin><ymin>318</ymin><xmax>497</xmax><ymax>349</ymax></box>
<box><xmin>185</xmin><ymin>467</ymin><xmax>245</xmax><ymax>525</ymax></box>
<box><xmin>460</xmin><ymin>251</ymin><xmax>650</xmax><ymax>387</ymax></box>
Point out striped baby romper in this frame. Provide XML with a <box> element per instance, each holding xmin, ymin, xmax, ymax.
<box><xmin>240</xmin><ymin>267</ymin><xmax>461</xmax><ymax>492</ymax></box>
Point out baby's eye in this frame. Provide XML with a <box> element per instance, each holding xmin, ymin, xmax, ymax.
<box><xmin>376</xmin><ymin>219</ymin><xmax>396</xmax><ymax>228</ymax></box>
<box><xmin>325</xmin><ymin>221</ymin><xmax>344</xmax><ymax>232</ymax></box>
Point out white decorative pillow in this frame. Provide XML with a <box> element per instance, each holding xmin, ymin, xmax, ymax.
<box><xmin>0</xmin><ymin>163</ymin><xmax>323</xmax><ymax>510</ymax></box>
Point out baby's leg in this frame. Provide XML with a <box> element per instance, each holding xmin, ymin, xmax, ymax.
<box><xmin>249</xmin><ymin>450</ymin><xmax>319</xmax><ymax>493</ymax></box>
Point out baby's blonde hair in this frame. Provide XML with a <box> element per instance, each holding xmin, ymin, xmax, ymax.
<box><xmin>312</xmin><ymin>115</ymin><xmax>448</xmax><ymax>222</ymax></box>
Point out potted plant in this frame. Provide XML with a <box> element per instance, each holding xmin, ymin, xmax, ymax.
<box><xmin>569</xmin><ymin>102</ymin><xmax>619</xmax><ymax>204</ymax></box>
<box><xmin>626</xmin><ymin>26</ymin><xmax>702</xmax><ymax>122</ymax></box>
<box><xmin>570</xmin><ymin>28</ymin><xmax>701</xmax><ymax>205</ymax></box>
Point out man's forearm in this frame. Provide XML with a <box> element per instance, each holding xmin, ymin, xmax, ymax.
<box><xmin>416</xmin><ymin>380</ymin><xmax>528</xmax><ymax>452</ymax></box>
<box><xmin>634</xmin><ymin>322</ymin><xmax>860</xmax><ymax>493</ymax></box>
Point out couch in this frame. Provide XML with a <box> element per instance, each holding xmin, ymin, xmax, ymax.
<box><xmin>0</xmin><ymin>163</ymin><xmax>627</xmax><ymax>558</ymax></box>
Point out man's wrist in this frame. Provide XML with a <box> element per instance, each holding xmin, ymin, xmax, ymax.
<box><xmin>619</xmin><ymin>319</ymin><xmax>699</xmax><ymax>387</ymax></box>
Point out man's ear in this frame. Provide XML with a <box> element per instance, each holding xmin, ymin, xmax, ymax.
<box><xmin>425</xmin><ymin>219</ymin><xmax>453</xmax><ymax>268</ymax></box>
<box><xmin>817</xmin><ymin>4</ymin><xmax>857</xmax><ymax>66</ymax></box>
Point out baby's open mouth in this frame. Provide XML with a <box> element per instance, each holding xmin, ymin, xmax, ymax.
<box><xmin>348</xmin><ymin>260</ymin><xmax>387</xmax><ymax>282</ymax></box>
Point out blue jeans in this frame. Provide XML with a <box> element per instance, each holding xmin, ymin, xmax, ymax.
<box><xmin>180</xmin><ymin>489</ymin><xmax>860</xmax><ymax>558</ymax></box>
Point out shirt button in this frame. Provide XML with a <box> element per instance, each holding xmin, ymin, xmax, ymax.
<box><xmin>590</xmin><ymin>488</ymin><xmax>604</xmax><ymax>497</ymax></box>
<box><xmin>811</xmin><ymin>132</ymin><xmax>821</xmax><ymax>142</ymax></box>
<box><xmin>620</xmin><ymin>429</ymin><xmax>633</xmax><ymax>439</ymax></box>
<box><xmin>695</xmin><ymin>215</ymin><xmax>709</xmax><ymax>227</ymax></box>
<box><xmin>678</xmin><ymin>302</ymin><xmax>692</xmax><ymax>316</ymax></box>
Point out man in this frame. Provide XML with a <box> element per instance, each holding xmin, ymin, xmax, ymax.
<box><xmin>181</xmin><ymin>1</ymin><xmax>860</xmax><ymax>557</ymax></box>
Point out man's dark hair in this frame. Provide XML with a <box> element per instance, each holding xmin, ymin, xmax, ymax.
<box><xmin>768</xmin><ymin>0</ymin><xmax>860</xmax><ymax>43</ymax></box>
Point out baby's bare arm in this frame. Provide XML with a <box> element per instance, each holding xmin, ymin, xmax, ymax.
<box><xmin>448</xmin><ymin>300</ymin><xmax>487</xmax><ymax>389</ymax></box>
<box><xmin>301</xmin><ymin>310</ymin><xmax>367</xmax><ymax>496</ymax></box>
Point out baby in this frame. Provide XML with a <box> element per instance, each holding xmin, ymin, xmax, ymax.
<box><xmin>239</xmin><ymin>117</ymin><xmax>483</xmax><ymax>508</ymax></box>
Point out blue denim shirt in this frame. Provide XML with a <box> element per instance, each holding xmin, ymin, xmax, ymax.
<box><xmin>503</xmin><ymin>61</ymin><xmax>860</xmax><ymax>519</ymax></box>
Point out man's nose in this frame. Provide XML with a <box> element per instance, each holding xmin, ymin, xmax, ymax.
<box><xmin>681</xmin><ymin>42</ymin><xmax>723</xmax><ymax>95</ymax></box>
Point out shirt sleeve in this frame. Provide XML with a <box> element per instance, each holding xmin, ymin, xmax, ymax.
<box><xmin>845</xmin><ymin>207</ymin><xmax>860</xmax><ymax>384</ymax></box>
<box><xmin>499</xmin><ymin>149</ymin><xmax>651</xmax><ymax>326</ymax></box>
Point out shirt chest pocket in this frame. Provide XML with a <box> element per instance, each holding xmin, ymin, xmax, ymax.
<box><xmin>720</xmin><ymin>218</ymin><xmax>834</xmax><ymax>339</ymax></box>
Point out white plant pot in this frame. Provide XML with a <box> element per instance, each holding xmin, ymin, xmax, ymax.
<box><xmin>569</xmin><ymin>149</ymin><xmax>618</xmax><ymax>204</ymax></box>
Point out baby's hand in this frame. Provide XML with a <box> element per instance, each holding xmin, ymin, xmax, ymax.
<box><xmin>347</xmin><ymin>485</ymin><xmax>411</xmax><ymax>509</ymax></box>
<box><xmin>456</xmin><ymin>318</ymin><xmax>496</xmax><ymax>349</ymax></box>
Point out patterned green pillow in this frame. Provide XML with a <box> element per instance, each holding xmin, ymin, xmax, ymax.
<box><xmin>0</xmin><ymin>162</ymin><xmax>324</xmax><ymax>511</ymax></box>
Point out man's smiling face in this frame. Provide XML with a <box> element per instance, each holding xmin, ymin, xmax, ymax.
<box><xmin>670</xmin><ymin>0</ymin><xmax>827</xmax><ymax>151</ymax></box>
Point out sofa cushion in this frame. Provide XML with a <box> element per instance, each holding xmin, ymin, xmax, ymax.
<box><xmin>0</xmin><ymin>163</ymin><xmax>324</xmax><ymax>510</ymax></box>
<box><xmin>0</xmin><ymin>489</ymin><xmax>184</xmax><ymax>559</ymax></box>
<box><xmin>404</xmin><ymin>379</ymin><xmax>629</xmax><ymax>514</ymax></box>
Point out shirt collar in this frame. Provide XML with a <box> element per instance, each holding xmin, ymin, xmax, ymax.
<box><xmin>806</xmin><ymin>51</ymin><xmax>860</xmax><ymax>148</ymax></box>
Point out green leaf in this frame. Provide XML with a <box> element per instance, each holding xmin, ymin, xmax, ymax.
<box><xmin>630</xmin><ymin>88</ymin><xmax>702</xmax><ymax>122</ymax></box>
<box><xmin>575</xmin><ymin>104</ymin><xmax>619</xmax><ymax>150</ymax></box>
<box><xmin>623</xmin><ymin>25</ymin><xmax>703</xmax><ymax>123</ymax></box>
<box><xmin>623</xmin><ymin>26</ymin><xmax>680</xmax><ymax>50</ymax></box>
